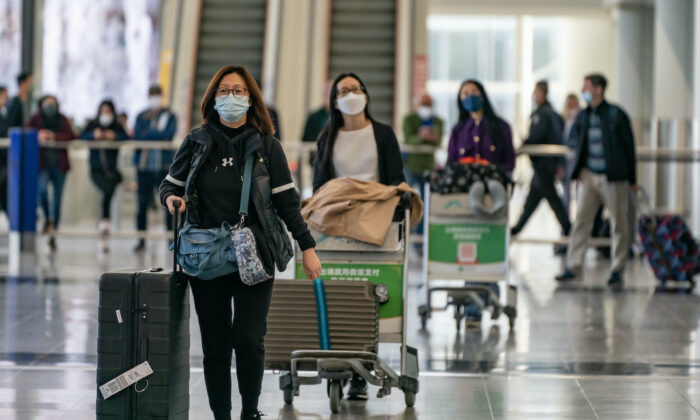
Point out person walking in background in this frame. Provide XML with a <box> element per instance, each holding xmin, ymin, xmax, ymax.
<box><xmin>80</xmin><ymin>100</ymin><xmax>129</xmax><ymax>253</ymax></box>
<box><xmin>26</xmin><ymin>95</ymin><xmax>76</xmax><ymax>251</ymax></box>
<box><xmin>556</xmin><ymin>74</ymin><xmax>637</xmax><ymax>290</ymax></box>
<box><xmin>561</xmin><ymin>93</ymin><xmax>581</xmax><ymax>215</ymax></box>
<box><xmin>402</xmin><ymin>93</ymin><xmax>443</xmax><ymax>250</ymax></box>
<box><xmin>132</xmin><ymin>85</ymin><xmax>177</xmax><ymax>252</ymax></box>
<box><xmin>447</xmin><ymin>79</ymin><xmax>515</xmax><ymax>327</ymax></box>
<box><xmin>313</xmin><ymin>72</ymin><xmax>405</xmax><ymax>193</ymax></box>
<box><xmin>118</xmin><ymin>112</ymin><xmax>133</xmax><ymax>138</ymax></box>
<box><xmin>6</xmin><ymin>72</ymin><xmax>33</xmax><ymax>128</ymax></box>
<box><xmin>0</xmin><ymin>86</ymin><xmax>9</xmax><ymax>215</ymax></box>
<box><xmin>510</xmin><ymin>81</ymin><xmax>571</xmax><ymax>244</ymax></box>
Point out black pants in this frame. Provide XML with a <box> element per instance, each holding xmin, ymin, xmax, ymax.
<box><xmin>136</xmin><ymin>170</ymin><xmax>172</xmax><ymax>231</ymax></box>
<box><xmin>189</xmin><ymin>273</ymin><xmax>274</xmax><ymax>416</ymax></box>
<box><xmin>513</xmin><ymin>167</ymin><xmax>571</xmax><ymax>234</ymax></box>
<box><xmin>90</xmin><ymin>168</ymin><xmax>122</xmax><ymax>219</ymax></box>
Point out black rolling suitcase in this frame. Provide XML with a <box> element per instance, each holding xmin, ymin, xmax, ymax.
<box><xmin>96</xmin><ymin>205</ymin><xmax>190</xmax><ymax>419</ymax></box>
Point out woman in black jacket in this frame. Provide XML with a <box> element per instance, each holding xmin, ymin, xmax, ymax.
<box><xmin>312</xmin><ymin>72</ymin><xmax>405</xmax><ymax>401</ymax></box>
<box><xmin>313</xmin><ymin>72</ymin><xmax>405</xmax><ymax>191</ymax></box>
<box><xmin>160</xmin><ymin>65</ymin><xmax>322</xmax><ymax>420</ymax></box>
<box><xmin>80</xmin><ymin>99</ymin><xmax>128</xmax><ymax>253</ymax></box>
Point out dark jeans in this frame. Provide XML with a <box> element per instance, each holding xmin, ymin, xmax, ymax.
<box><xmin>136</xmin><ymin>170</ymin><xmax>172</xmax><ymax>231</ymax></box>
<box><xmin>91</xmin><ymin>168</ymin><xmax>122</xmax><ymax>219</ymax></box>
<box><xmin>38</xmin><ymin>167</ymin><xmax>67</xmax><ymax>227</ymax></box>
<box><xmin>0</xmin><ymin>166</ymin><xmax>7</xmax><ymax>213</ymax></box>
<box><xmin>189</xmin><ymin>273</ymin><xmax>274</xmax><ymax>416</ymax></box>
<box><xmin>512</xmin><ymin>167</ymin><xmax>571</xmax><ymax>235</ymax></box>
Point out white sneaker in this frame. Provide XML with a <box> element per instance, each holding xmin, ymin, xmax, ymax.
<box><xmin>99</xmin><ymin>219</ymin><xmax>110</xmax><ymax>236</ymax></box>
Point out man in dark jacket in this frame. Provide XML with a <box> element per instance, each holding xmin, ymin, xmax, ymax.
<box><xmin>556</xmin><ymin>74</ymin><xmax>637</xmax><ymax>289</ymax></box>
<box><xmin>511</xmin><ymin>80</ymin><xmax>571</xmax><ymax>239</ymax></box>
<box><xmin>6</xmin><ymin>72</ymin><xmax>33</xmax><ymax>128</ymax></box>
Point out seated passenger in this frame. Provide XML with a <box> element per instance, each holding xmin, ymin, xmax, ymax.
<box><xmin>80</xmin><ymin>99</ymin><xmax>129</xmax><ymax>253</ymax></box>
<box><xmin>313</xmin><ymin>72</ymin><xmax>405</xmax><ymax>192</ymax></box>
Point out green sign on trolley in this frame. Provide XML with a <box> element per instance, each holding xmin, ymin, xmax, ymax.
<box><xmin>428</xmin><ymin>222</ymin><xmax>506</xmax><ymax>265</ymax></box>
<box><xmin>295</xmin><ymin>262</ymin><xmax>403</xmax><ymax>320</ymax></box>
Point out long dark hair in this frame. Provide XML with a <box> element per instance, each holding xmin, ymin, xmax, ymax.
<box><xmin>200</xmin><ymin>65</ymin><xmax>274</xmax><ymax>134</ymax></box>
<box><xmin>317</xmin><ymin>72</ymin><xmax>373</xmax><ymax>156</ymax></box>
<box><xmin>457</xmin><ymin>79</ymin><xmax>504</xmax><ymax>146</ymax></box>
<box><xmin>94</xmin><ymin>99</ymin><xmax>116</xmax><ymax>122</ymax></box>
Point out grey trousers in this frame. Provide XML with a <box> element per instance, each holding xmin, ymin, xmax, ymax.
<box><xmin>567</xmin><ymin>169</ymin><xmax>630</xmax><ymax>273</ymax></box>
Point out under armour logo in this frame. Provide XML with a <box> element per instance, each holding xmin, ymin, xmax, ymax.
<box><xmin>222</xmin><ymin>157</ymin><xmax>234</xmax><ymax>167</ymax></box>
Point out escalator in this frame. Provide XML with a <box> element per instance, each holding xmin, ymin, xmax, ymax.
<box><xmin>190</xmin><ymin>0</ymin><xmax>268</xmax><ymax>129</ymax></box>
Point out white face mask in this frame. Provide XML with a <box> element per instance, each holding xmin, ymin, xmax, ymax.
<box><xmin>336</xmin><ymin>92</ymin><xmax>367</xmax><ymax>116</ymax></box>
<box><xmin>99</xmin><ymin>113</ymin><xmax>114</xmax><ymax>126</ymax></box>
<box><xmin>149</xmin><ymin>95</ymin><xmax>162</xmax><ymax>110</ymax></box>
<box><xmin>416</xmin><ymin>106</ymin><xmax>432</xmax><ymax>120</ymax></box>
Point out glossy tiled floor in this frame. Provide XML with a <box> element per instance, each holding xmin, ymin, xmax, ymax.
<box><xmin>2</xmin><ymin>220</ymin><xmax>700</xmax><ymax>419</ymax></box>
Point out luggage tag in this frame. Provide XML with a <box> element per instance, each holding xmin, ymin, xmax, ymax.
<box><xmin>99</xmin><ymin>361</ymin><xmax>154</xmax><ymax>400</ymax></box>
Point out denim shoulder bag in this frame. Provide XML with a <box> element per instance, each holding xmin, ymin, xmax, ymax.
<box><xmin>232</xmin><ymin>154</ymin><xmax>272</xmax><ymax>286</ymax></box>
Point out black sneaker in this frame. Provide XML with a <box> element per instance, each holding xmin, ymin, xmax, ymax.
<box><xmin>346</xmin><ymin>377</ymin><xmax>368</xmax><ymax>401</ymax></box>
<box><xmin>555</xmin><ymin>268</ymin><xmax>578</xmax><ymax>282</ymax></box>
<box><xmin>607</xmin><ymin>272</ymin><xmax>623</xmax><ymax>291</ymax></box>
<box><xmin>240</xmin><ymin>410</ymin><xmax>264</xmax><ymax>420</ymax></box>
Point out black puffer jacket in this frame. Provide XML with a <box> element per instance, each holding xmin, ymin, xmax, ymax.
<box><xmin>159</xmin><ymin>122</ymin><xmax>314</xmax><ymax>272</ymax></box>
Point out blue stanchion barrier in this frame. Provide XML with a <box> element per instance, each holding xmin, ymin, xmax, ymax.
<box><xmin>313</xmin><ymin>278</ymin><xmax>331</xmax><ymax>350</ymax></box>
<box><xmin>8</xmin><ymin>128</ymin><xmax>38</xmax><ymax>238</ymax></box>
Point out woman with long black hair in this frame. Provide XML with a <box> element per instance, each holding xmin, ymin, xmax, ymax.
<box><xmin>160</xmin><ymin>65</ymin><xmax>322</xmax><ymax>420</ymax></box>
<box><xmin>447</xmin><ymin>79</ymin><xmax>515</xmax><ymax>172</ymax></box>
<box><xmin>447</xmin><ymin>79</ymin><xmax>516</xmax><ymax>327</ymax></box>
<box><xmin>80</xmin><ymin>99</ymin><xmax>129</xmax><ymax>253</ymax></box>
<box><xmin>313</xmin><ymin>72</ymin><xmax>405</xmax><ymax>191</ymax></box>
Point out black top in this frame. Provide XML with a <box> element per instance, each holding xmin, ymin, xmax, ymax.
<box><xmin>313</xmin><ymin>120</ymin><xmax>405</xmax><ymax>191</ymax></box>
<box><xmin>523</xmin><ymin>102</ymin><xmax>564</xmax><ymax>172</ymax></box>
<box><xmin>195</xmin><ymin>120</ymin><xmax>260</xmax><ymax>229</ymax></box>
<box><xmin>568</xmin><ymin>100</ymin><xmax>637</xmax><ymax>184</ymax></box>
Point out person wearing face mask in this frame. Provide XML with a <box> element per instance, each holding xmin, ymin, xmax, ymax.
<box><xmin>160</xmin><ymin>65</ymin><xmax>322</xmax><ymax>420</ymax></box>
<box><xmin>313</xmin><ymin>72</ymin><xmax>405</xmax><ymax>192</ymax></box>
<box><xmin>25</xmin><ymin>95</ymin><xmax>76</xmax><ymax>251</ymax></box>
<box><xmin>312</xmin><ymin>72</ymin><xmax>405</xmax><ymax>401</ymax></box>
<box><xmin>402</xmin><ymin>93</ymin><xmax>443</xmax><ymax>251</ymax></box>
<box><xmin>80</xmin><ymin>100</ymin><xmax>129</xmax><ymax>253</ymax></box>
<box><xmin>511</xmin><ymin>81</ymin><xmax>570</xmax><ymax>242</ymax></box>
<box><xmin>132</xmin><ymin>85</ymin><xmax>178</xmax><ymax>252</ymax></box>
<box><xmin>447</xmin><ymin>79</ymin><xmax>515</xmax><ymax>327</ymax></box>
<box><xmin>402</xmin><ymin>93</ymin><xmax>444</xmax><ymax>192</ymax></box>
<box><xmin>448</xmin><ymin>79</ymin><xmax>515</xmax><ymax>172</ymax></box>
<box><xmin>556</xmin><ymin>73</ymin><xmax>637</xmax><ymax>290</ymax></box>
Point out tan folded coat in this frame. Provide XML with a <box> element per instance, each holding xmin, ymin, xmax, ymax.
<box><xmin>301</xmin><ymin>177</ymin><xmax>424</xmax><ymax>246</ymax></box>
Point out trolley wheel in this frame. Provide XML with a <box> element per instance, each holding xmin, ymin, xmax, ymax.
<box><xmin>404</xmin><ymin>390</ymin><xmax>416</xmax><ymax>407</ymax></box>
<box><xmin>504</xmin><ymin>305</ymin><xmax>517</xmax><ymax>329</ymax></box>
<box><xmin>282</xmin><ymin>385</ymin><xmax>294</xmax><ymax>405</ymax></box>
<box><xmin>329</xmin><ymin>380</ymin><xmax>342</xmax><ymax>414</ymax></box>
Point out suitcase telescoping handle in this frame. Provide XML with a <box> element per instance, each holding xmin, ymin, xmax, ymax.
<box><xmin>172</xmin><ymin>199</ymin><xmax>182</xmax><ymax>274</ymax></box>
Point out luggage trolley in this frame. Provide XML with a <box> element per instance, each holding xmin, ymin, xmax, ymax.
<box><xmin>418</xmin><ymin>186</ymin><xmax>517</xmax><ymax>330</ymax></box>
<box><xmin>270</xmin><ymin>196</ymin><xmax>419</xmax><ymax>414</ymax></box>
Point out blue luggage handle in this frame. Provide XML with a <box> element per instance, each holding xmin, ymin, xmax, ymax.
<box><xmin>313</xmin><ymin>278</ymin><xmax>331</xmax><ymax>350</ymax></box>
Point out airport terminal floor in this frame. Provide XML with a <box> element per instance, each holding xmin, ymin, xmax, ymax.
<box><xmin>2</xmin><ymin>205</ymin><xmax>700</xmax><ymax>420</ymax></box>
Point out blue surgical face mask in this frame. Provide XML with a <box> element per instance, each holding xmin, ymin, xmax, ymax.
<box><xmin>214</xmin><ymin>94</ymin><xmax>250</xmax><ymax>123</ymax></box>
<box><xmin>581</xmin><ymin>91</ymin><xmax>593</xmax><ymax>105</ymax></box>
<box><xmin>462</xmin><ymin>95</ymin><xmax>483</xmax><ymax>112</ymax></box>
